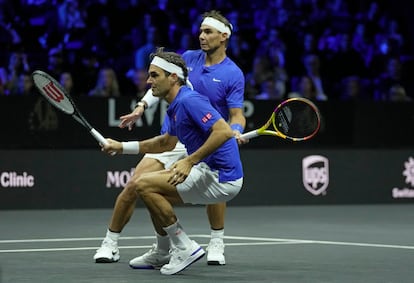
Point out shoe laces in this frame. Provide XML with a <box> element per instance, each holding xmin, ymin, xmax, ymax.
<box><xmin>207</xmin><ymin>239</ymin><xmax>224</xmax><ymax>251</ymax></box>
<box><xmin>145</xmin><ymin>244</ymin><xmax>158</xmax><ymax>256</ymax></box>
<box><xmin>167</xmin><ymin>246</ymin><xmax>184</xmax><ymax>265</ymax></box>
<box><xmin>101</xmin><ymin>238</ymin><xmax>117</xmax><ymax>248</ymax></box>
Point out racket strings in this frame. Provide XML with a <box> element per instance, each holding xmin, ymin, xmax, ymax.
<box><xmin>274</xmin><ymin>101</ymin><xmax>320</xmax><ymax>139</ymax></box>
<box><xmin>32</xmin><ymin>71</ymin><xmax>75</xmax><ymax>115</ymax></box>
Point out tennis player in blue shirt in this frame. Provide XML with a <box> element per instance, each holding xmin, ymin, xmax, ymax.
<box><xmin>101</xmin><ymin>48</ymin><xmax>243</xmax><ymax>275</ymax></box>
<box><xmin>94</xmin><ymin>10</ymin><xmax>245</xmax><ymax>266</ymax></box>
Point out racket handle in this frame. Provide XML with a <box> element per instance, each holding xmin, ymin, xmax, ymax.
<box><xmin>240</xmin><ymin>130</ymin><xmax>259</xmax><ymax>140</ymax></box>
<box><xmin>90</xmin><ymin>128</ymin><xmax>108</xmax><ymax>145</ymax></box>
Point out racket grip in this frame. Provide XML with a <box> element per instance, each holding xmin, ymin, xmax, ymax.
<box><xmin>240</xmin><ymin>130</ymin><xmax>259</xmax><ymax>140</ymax></box>
<box><xmin>90</xmin><ymin>128</ymin><xmax>108</xmax><ymax>145</ymax></box>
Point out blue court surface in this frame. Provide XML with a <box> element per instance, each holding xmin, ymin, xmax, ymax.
<box><xmin>1</xmin><ymin>205</ymin><xmax>414</xmax><ymax>283</ymax></box>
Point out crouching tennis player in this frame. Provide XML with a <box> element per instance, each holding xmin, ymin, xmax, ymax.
<box><xmin>101</xmin><ymin>47</ymin><xmax>243</xmax><ymax>275</ymax></box>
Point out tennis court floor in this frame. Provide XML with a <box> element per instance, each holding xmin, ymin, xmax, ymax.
<box><xmin>1</xmin><ymin>204</ymin><xmax>414</xmax><ymax>283</ymax></box>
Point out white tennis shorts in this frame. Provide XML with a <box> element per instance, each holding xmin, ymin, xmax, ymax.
<box><xmin>144</xmin><ymin>142</ymin><xmax>187</xmax><ymax>169</ymax></box>
<box><xmin>145</xmin><ymin>142</ymin><xmax>243</xmax><ymax>205</ymax></box>
<box><xmin>177</xmin><ymin>162</ymin><xmax>243</xmax><ymax>205</ymax></box>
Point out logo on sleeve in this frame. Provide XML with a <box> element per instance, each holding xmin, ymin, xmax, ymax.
<box><xmin>201</xmin><ymin>113</ymin><xmax>213</xmax><ymax>123</ymax></box>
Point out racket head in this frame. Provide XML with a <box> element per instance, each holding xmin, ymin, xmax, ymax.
<box><xmin>32</xmin><ymin>70</ymin><xmax>75</xmax><ymax>115</ymax></box>
<box><xmin>271</xmin><ymin>97</ymin><xmax>321</xmax><ymax>141</ymax></box>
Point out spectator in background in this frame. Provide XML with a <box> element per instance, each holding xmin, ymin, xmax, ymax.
<box><xmin>9</xmin><ymin>71</ymin><xmax>37</xmax><ymax>96</ymax></box>
<box><xmin>88</xmin><ymin>67</ymin><xmax>120</xmax><ymax>97</ymax></box>
<box><xmin>385</xmin><ymin>19</ymin><xmax>404</xmax><ymax>53</ymax></box>
<box><xmin>0</xmin><ymin>67</ymin><xmax>7</xmax><ymax>95</ymax></box>
<box><xmin>331</xmin><ymin>33</ymin><xmax>366</xmax><ymax>77</ymax></box>
<box><xmin>73</xmin><ymin>47</ymin><xmax>100</xmax><ymax>96</ymax></box>
<box><xmin>255</xmin><ymin>73</ymin><xmax>284</xmax><ymax>100</ymax></box>
<box><xmin>287</xmin><ymin>75</ymin><xmax>317</xmax><ymax>101</ymax></box>
<box><xmin>134</xmin><ymin>26</ymin><xmax>161</xmax><ymax>70</ymax></box>
<box><xmin>0</xmin><ymin>21</ymin><xmax>22</xmax><ymax>49</ymax></box>
<box><xmin>388</xmin><ymin>84</ymin><xmax>412</xmax><ymax>102</ymax></box>
<box><xmin>369</xmin><ymin>35</ymin><xmax>395</xmax><ymax>78</ymax></box>
<box><xmin>302</xmin><ymin>53</ymin><xmax>328</xmax><ymax>101</ymax></box>
<box><xmin>245</xmin><ymin>55</ymin><xmax>274</xmax><ymax>99</ymax></box>
<box><xmin>57</xmin><ymin>0</ymin><xmax>86</xmax><ymax>30</ymax></box>
<box><xmin>351</xmin><ymin>22</ymin><xmax>374</xmax><ymax>68</ymax></box>
<box><xmin>0</xmin><ymin>0</ymin><xmax>411</xmax><ymax>102</ymax></box>
<box><xmin>226</xmin><ymin>32</ymin><xmax>252</xmax><ymax>73</ymax></box>
<box><xmin>5</xmin><ymin>47</ymin><xmax>31</xmax><ymax>95</ymax></box>
<box><xmin>256</xmin><ymin>28</ymin><xmax>286</xmax><ymax>67</ymax></box>
<box><xmin>46</xmin><ymin>46</ymin><xmax>67</xmax><ymax>79</ymax></box>
<box><xmin>123</xmin><ymin>68</ymin><xmax>149</xmax><ymax>99</ymax></box>
<box><xmin>285</xmin><ymin>32</ymin><xmax>322</xmax><ymax>78</ymax></box>
<box><xmin>39</xmin><ymin>0</ymin><xmax>87</xmax><ymax>49</ymax></box>
<box><xmin>175</xmin><ymin>30</ymin><xmax>194</xmax><ymax>55</ymax></box>
<box><xmin>268</xmin><ymin>45</ymin><xmax>288</xmax><ymax>99</ymax></box>
<box><xmin>373</xmin><ymin>56</ymin><xmax>412</xmax><ymax>101</ymax></box>
<box><xmin>59</xmin><ymin>71</ymin><xmax>76</xmax><ymax>96</ymax></box>
<box><xmin>339</xmin><ymin>76</ymin><xmax>366</xmax><ymax>101</ymax></box>
<box><xmin>82</xmin><ymin>14</ymin><xmax>117</xmax><ymax>65</ymax></box>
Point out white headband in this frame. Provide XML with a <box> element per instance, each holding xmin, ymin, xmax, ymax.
<box><xmin>201</xmin><ymin>17</ymin><xmax>232</xmax><ymax>38</ymax></box>
<box><xmin>150</xmin><ymin>56</ymin><xmax>185</xmax><ymax>79</ymax></box>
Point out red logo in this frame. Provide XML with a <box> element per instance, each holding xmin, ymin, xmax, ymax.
<box><xmin>201</xmin><ymin>112</ymin><xmax>212</xmax><ymax>123</ymax></box>
<box><xmin>43</xmin><ymin>82</ymin><xmax>64</xmax><ymax>102</ymax></box>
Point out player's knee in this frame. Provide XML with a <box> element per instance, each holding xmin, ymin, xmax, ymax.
<box><xmin>117</xmin><ymin>184</ymin><xmax>138</xmax><ymax>203</ymax></box>
<box><xmin>118</xmin><ymin>176</ymin><xmax>142</xmax><ymax>201</ymax></box>
<box><xmin>133</xmin><ymin>175</ymin><xmax>150</xmax><ymax>197</ymax></box>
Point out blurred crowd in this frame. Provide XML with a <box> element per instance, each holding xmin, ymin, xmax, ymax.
<box><xmin>0</xmin><ymin>0</ymin><xmax>413</xmax><ymax>102</ymax></box>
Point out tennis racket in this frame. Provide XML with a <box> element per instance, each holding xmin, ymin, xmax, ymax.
<box><xmin>32</xmin><ymin>70</ymin><xmax>108</xmax><ymax>146</ymax></box>
<box><xmin>240</xmin><ymin>97</ymin><xmax>321</xmax><ymax>141</ymax></box>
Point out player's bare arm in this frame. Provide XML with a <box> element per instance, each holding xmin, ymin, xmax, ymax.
<box><xmin>101</xmin><ymin>134</ymin><xmax>178</xmax><ymax>155</ymax></box>
<box><xmin>228</xmin><ymin>107</ymin><xmax>247</xmax><ymax>144</ymax></box>
<box><xmin>167</xmin><ymin>118</ymin><xmax>234</xmax><ymax>186</ymax></box>
<box><xmin>118</xmin><ymin>102</ymin><xmax>146</xmax><ymax>130</ymax></box>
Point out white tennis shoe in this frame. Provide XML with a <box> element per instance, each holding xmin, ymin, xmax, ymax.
<box><xmin>206</xmin><ymin>238</ymin><xmax>225</xmax><ymax>265</ymax></box>
<box><xmin>129</xmin><ymin>244</ymin><xmax>170</xmax><ymax>269</ymax></box>
<box><xmin>93</xmin><ymin>239</ymin><xmax>120</xmax><ymax>263</ymax></box>
<box><xmin>160</xmin><ymin>240</ymin><xmax>205</xmax><ymax>275</ymax></box>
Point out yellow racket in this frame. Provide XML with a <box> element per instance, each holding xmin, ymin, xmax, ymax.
<box><xmin>241</xmin><ymin>97</ymin><xmax>321</xmax><ymax>142</ymax></box>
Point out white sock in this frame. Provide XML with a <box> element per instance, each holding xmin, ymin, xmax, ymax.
<box><xmin>163</xmin><ymin>220</ymin><xmax>192</xmax><ymax>249</ymax></box>
<box><xmin>105</xmin><ymin>229</ymin><xmax>120</xmax><ymax>243</ymax></box>
<box><xmin>156</xmin><ymin>232</ymin><xmax>170</xmax><ymax>253</ymax></box>
<box><xmin>211</xmin><ymin>229</ymin><xmax>224</xmax><ymax>241</ymax></box>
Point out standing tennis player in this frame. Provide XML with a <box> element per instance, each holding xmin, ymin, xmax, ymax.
<box><xmin>94</xmin><ymin>10</ymin><xmax>246</xmax><ymax>266</ymax></box>
<box><xmin>100</xmin><ymin>48</ymin><xmax>243</xmax><ymax>275</ymax></box>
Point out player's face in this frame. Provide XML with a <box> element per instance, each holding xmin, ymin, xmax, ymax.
<box><xmin>147</xmin><ymin>65</ymin><xmax>170</xmax><ymax>98</ymax></box>
<box><xmin>199</xmin><ymin>25</ymin><xmax>224</xmax><ymax>52</ymax></box>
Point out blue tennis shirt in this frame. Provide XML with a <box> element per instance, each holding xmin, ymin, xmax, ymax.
<box><xmin>182</xmin><ymin>49</ymin><xmax>245</xmax><ymax>121</ymax></box>
<box><xmin>167</xmin><ymin>86</ymin><xmax>243</xmax><ymax>182</ymax></box>
<box><xmin>161</xmin><ymin>49</ymin><xmax>244</xmax><ymax>132</ymax></box>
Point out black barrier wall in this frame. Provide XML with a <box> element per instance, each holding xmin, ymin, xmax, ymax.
<box><xmin>1</xmin><ymin>97</ymin><xmax>414</xmax><ymax>208</ymax></box>
<box><xmin>1</xmin><ymin>96</ymin><xmax>414</xmax><ymax>149</ymax></box>
<box><xmin>1</xmin><ymin>149</ymin><xmax>414</xmax><ymax>209</ymax></box>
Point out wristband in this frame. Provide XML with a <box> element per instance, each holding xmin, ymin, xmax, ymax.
<box><xmin>135</xmin><ymin>101</ymin><xmax>147</xmax><ymax>110</ymax></box>
<box><xmin>122</xmin><ymin>141</ymin><xmax>140</xmax><ymax>154</ymax></box>
<box><xmin>231</xmin><ymin>123</ymin><xmax>244</xmax><ymax>133</ymax></box>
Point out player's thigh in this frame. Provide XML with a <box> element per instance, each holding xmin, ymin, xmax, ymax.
<box><xmin>119</xmin><ymin>157</ymin><xmax>165</xmax><ymax>199</ymax></box>
<box><xmin>138</xmin><ymin>170</ymin><xmax>183</xmax><ymax>204</ymax></box>
<box><xmin>134</xmin><ymin>157</ymin><xmax>165</xmax><ymax>176</ymax></box>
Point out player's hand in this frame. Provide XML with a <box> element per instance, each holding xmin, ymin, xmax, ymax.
<box><xmin>119</xmin><ymin>107</ymin><xmax>145</xmax><ymax>131</ymax></box>
<box><xmin>101</xmin><ymin>138</ymin><xmax>122</xmax><ymax>155</ymax></box>
<box><xmin>168</xmin><ymin>159</ymin><xmax>193</xmax><ymax>186</ymax></box>
<box><xmin>234</xmin><ymin>130</ymin><xmax>249</xmax><ymax>145</ymax></box>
